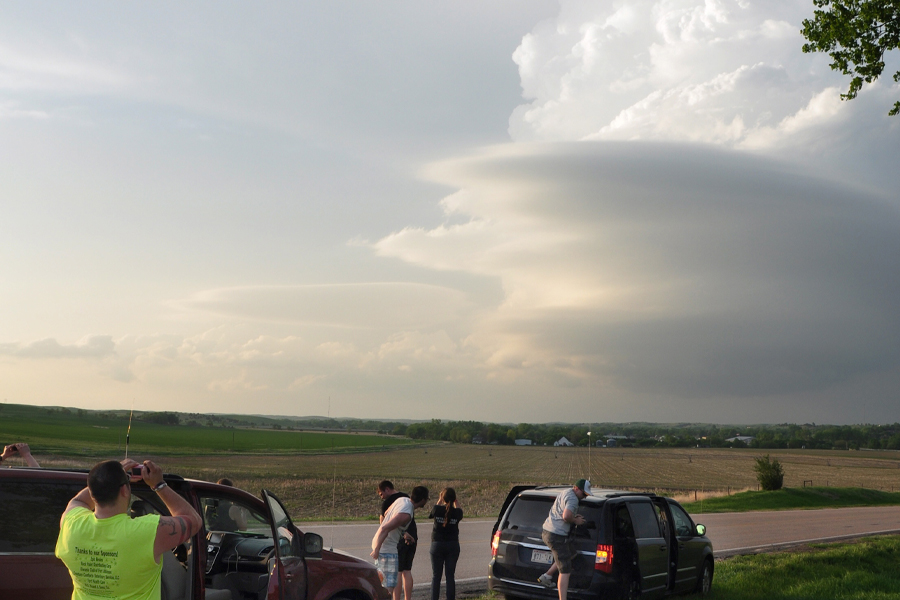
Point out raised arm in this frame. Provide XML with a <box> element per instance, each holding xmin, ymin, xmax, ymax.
<box><xmin>141</xmin><ymin>460</ymin><xmax>203</xmax><ymax>560</ymax></box>
<box><xmin>2</xmin><ymin>443</ymin><xmax>40</xmax><ymax>468</ymax></box>
<box><xmin>16</xmin><ymin>443</ymin><xmax>40</xmax><ymax>467</ymax></box>
<box><xmin>60</xmin><ymin>487</ymin><xmax>95</xmax><ymax>527</ymax></box>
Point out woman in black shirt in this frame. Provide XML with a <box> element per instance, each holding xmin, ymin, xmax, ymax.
<box><xmin>428</xmin><ymin>487</ymin><xmax>463</xmax><ymax>600</ymax></box>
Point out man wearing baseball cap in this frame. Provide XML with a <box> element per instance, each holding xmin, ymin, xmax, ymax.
<box><xmin>537</xmin><ymin>479</ymin><xmax>592</xmax><ymax>600</ymax></box>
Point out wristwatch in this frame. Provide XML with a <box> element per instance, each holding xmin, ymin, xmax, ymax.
<box><xmin>152</xmin><ymin>481</ymin><xmax>168</xmax><ymax>492</ymax></box>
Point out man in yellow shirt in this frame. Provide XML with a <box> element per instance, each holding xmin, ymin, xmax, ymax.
<box><xmin>56</xmin><ymin>458</ymin><xmax>203</xmax><ymax>600</ymax></box>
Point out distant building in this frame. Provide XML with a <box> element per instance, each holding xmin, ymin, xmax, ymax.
<box><xmin>553</xmin><ymin>436</ymin><xmax>574</xmax><ymax>447</ymax></box>
<box><xmin>725</xmin><ymin>435</ymin><xmax>755</xmax><ymax>444</ymax></box>
<box><xmin>602</xmin><ymin>434</ymin><xmax>630</xmax><ymax>448</ymax></box>
<box><xmin>514</xmin><ymin>439</ymin><xmax>532</xmax><ymax>446</ymax></box>
<box><xmin>472</xmin><ymin>435</ymin><xmax>484</xmax><ymax>444</ymax></box>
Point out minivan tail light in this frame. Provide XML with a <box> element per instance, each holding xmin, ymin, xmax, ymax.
<box><xmin>491</xmin><ymin>531</ymin><xmax>501</xmax><ymax>557</ymax></box>
<box><xmin>594</xmin><ymin>544</ymin><xmax>613</xmax><ymax>573</ymax></box>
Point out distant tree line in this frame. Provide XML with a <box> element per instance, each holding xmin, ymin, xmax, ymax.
<box><xmin>27</xmin><ymin>404</ymin><xmax>900</xmax><ymax>451</ymax></box>
<box><xmin>395</xmin><ymin>420</ymin><xmax>900</xmax><ymax>451</ymax></box>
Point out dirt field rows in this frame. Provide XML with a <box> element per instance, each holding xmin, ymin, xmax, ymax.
<box><xmin>38</xmin><ymin>444</ymin><xmax>900</xmax><ymax>521</ymax></box>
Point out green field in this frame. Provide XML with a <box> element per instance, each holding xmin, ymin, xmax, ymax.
<box><xmin>0</xmin><ymin>403</ymin><xmax>413</xmax><ymax>456</ymax></box>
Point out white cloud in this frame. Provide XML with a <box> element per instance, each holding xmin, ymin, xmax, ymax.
<box><xmin>0</xmin><ymin>335</ymin><xmax>116</xmax><ymax>358</ymax></box>
<box><xmin>171</xmin><ymin>283</ymin><xmax>476</xmax><ymax>330</ymax></box>
<box><xmin>0</xmin><ymin>41</ymin><xmax>135</xmax><ymax>94</ymax></box>
<box><xmin>0</xmin><ymin>100</ymin><xmax>50</xmax><ymax>120</ymax></box>
<box><xmin>508</xmin><ymin>0</ymin><xmax>899</xmax><ymax>165</ymax></box>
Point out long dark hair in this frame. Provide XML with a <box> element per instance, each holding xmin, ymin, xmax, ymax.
<box><xmin>440</xmin><ymin>487</ymin><xmax>456</xmax><ymax>527</ymax></box>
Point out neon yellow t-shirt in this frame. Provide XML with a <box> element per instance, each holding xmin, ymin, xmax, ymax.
<box><xmin>55</xmin><ymin>507</ymin><xmax>162</xmax><ymax>600</ymax></box>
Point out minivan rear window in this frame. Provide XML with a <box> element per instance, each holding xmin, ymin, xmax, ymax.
<box><xmin>504</xmin><ymin>496</ymin><xmax>553</xmax><ymax>531</ymax></box>
<box><xmin>504</xmin><ymin>495</ymin><xmax>603</xmax><ymax>539</ymax></box>
<box><xmin>0</xmin><ymin>480</ymin><xmax>84</xmax><ymax>552</ymax></box>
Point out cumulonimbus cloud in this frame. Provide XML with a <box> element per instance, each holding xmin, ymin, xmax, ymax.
<box><xmin>374</xmin><ymin>141</ymin><xmax>900</xmax><ymax>398</ymax></box>
<box><xmin>508</xmin><ymin>0</ymin><xmax>899</xmax><ymax>162</ymax></box>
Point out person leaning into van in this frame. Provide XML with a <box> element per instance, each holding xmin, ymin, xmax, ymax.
<box><xmin>537</xmin><ymin>479</ymin><xmax>591</xmax><ymax>600</ymax></box>
<box><xmin>56</xmin><ymin>458</ymin><xmax>203</xmax><ymax>600</ymax></box>
<box><xmin>428</xmin><ymin>487</ymin><xmax>463</xmax><ymax>600</ymax></box>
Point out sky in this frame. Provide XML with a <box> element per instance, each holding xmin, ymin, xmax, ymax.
<box><xmin>2</xmin><ymin>0</ymin><xmax>900</xmax><ymax>425</ymax></box>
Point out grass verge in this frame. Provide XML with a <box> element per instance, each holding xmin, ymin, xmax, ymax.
<box><xmin>700</xmin><ymin>535</ymin><xmax>900</xmax><ymax>599</ymax></box>
<box><xmin>681</xmin><ymin>487</ymin><xmax>900</xmax><ymax>514</ymax></box>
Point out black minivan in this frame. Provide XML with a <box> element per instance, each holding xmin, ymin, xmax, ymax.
<box><xmin>488</xmin><ymin>486</ymin><xmax>713</xmax><ymax>600</ymax></box>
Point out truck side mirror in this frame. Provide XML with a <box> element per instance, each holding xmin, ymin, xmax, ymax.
<box><xmin>304</xmin><ymin>532</ymin><xmax>323</xmax><ymax>556</ymax></box>
<box><xmin>695</xmin><ymin>524</ymin><xmax>706</xmax><ymax>536</ymax></box>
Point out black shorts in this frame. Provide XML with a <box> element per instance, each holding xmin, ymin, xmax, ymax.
<box><xmin>398</xmin><ymin>541</ymin><xmax>417</xmax><ymax>571</ymax></box>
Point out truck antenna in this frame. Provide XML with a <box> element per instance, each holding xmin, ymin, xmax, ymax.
<box><xmin>125</xmin><ymin>401</ymin><xmax>134</xmax><ymax>459</ymax></box>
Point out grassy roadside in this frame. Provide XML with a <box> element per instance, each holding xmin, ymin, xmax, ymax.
<box><xmin>467</xmin><ymin>536</ymin><xmax>900</xmax><ymax>600</ymax></box>
<box><xmin>699</xmin><ymin>535</ymin><xmax>900</xmax><ymax>599</ymax></box>
<box><xmin>681</xmin><ymin>487</ymin><xmax>900</xmax><ymax>514</ymax></box>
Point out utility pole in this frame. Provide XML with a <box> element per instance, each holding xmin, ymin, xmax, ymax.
<box><xmin>587</xmin><ymin>428</ymin><xmax>592</xmax><ymax>482</ymax></box>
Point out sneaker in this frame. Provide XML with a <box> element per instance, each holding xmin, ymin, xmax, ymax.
<box><xmin>537</xmin><ymin>573</ymin><xmax>554</xmax><ymax>588</ymax></box>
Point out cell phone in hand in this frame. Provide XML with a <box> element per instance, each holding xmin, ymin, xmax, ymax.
<box><xmin>131</xmin><ymin>466</ymin><xmax>143</xmax><ymax>477</ymax></box>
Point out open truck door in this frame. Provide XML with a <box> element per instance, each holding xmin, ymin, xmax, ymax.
<box><xmin>262</xmin><ymin>490</ymin><xmax>308</xmax><ymax>600</ymax></box>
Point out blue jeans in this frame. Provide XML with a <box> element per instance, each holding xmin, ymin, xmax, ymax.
<box><xmin>430</xmin><ymin>540</ymin><xmax>460</xmax><ymax>600</ymax></box>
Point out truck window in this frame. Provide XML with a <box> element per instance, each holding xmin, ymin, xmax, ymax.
<box><xmin>199</xmin><ymin>494</ymin><xmax>269</xmax><ymax>535</ymax></box>
<box><xmin>0</xmin><ymin>480</ymin><xmax>84</xmax><ymax>552</ymax></box>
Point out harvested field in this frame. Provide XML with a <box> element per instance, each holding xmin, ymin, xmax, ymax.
<box><xmin>34</xmin><ymin>445</ymin><xmax>900</xmax><ymax>521</ymax></box>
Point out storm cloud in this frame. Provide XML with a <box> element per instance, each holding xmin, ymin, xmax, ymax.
<box><xmin>375</xmin><ymin>142</ymin><xmax>900</xmax><ymax>399</ymax></box>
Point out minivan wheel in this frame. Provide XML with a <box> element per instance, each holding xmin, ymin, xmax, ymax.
<box><xmin>696</xmin><ymin>559</ymin><xmax>713</xmax><ymax>595</ymax></box>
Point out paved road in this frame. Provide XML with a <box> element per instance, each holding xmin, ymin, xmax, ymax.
<box><xmin>697</xmin><ymin>505</ymin><xmax>900</xmax><ymax>557</ymax></box>
<box><xmin>304</xmin><ymin>505</ymin><xmax>900</xmax><ymax>597</ymax></box>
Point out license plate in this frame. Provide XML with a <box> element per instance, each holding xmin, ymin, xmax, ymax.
<box><xmin>531</xmin><ymin>549</ymin><xmax>553</xmax><ymax>564</ymax></box>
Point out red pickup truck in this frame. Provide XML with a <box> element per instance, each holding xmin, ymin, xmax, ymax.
<box><xmin>0</xmin><ymin>466</ymin><xmax>390</xmax><ymax>600</ymax></box>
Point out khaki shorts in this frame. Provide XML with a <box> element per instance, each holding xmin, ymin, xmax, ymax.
<box><xmin>541</xmin><ymin>530</ymin><xmax>578</xmax><ymax>574</ymax></box>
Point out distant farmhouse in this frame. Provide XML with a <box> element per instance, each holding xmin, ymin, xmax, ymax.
<box><xmin>553</xmin><ymin>436</ymin><xmax>574</xmax><ymax>447</ymax></box>
<box><xmin>514</xmin><ymin>439</ymin><xmax>533</xmax><ymax>446</ymax></box>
